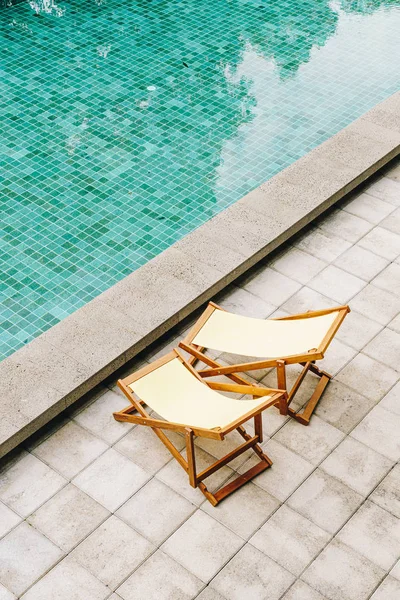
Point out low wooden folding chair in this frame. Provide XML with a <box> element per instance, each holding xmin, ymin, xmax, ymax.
<box><xmin>179</xmin><ymin>302</ymin><xmax>350</xmax><ymax>426</ymax></box>
<box><xmin>113</xmin><ymin>349</ymin><xmax>286</xmax><ymax>506</ymax></box>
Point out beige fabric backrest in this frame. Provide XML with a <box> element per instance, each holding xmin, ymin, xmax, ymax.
<box><xmin>192</xmin><ymin>310</ymin><xmax>338</xmax><ymax>357</ymax></box>
<box><xmin>129</xmin><ymin>357</ymin><xmax>270</xmax><ymax>430</ymax></box>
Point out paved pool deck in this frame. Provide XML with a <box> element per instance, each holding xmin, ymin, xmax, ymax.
<box><xmin>0</xmin><ymin>160</ymin><xmax>399</xmax><ymax>600</ymax></box>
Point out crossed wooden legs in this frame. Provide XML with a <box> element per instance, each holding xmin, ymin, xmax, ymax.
<box><xmin>184</xmin><ymin>414</ymin><xmax>272</xmax><ymax>506</ymax></box>
<box><xmin>276</xmin><ymin>360</ymin><xmax>332</xmax><ymax>425</ymax></box>
<box><xmin>115</xmin><ymin>403</ymin><xmax>272</xmax><ymax>506</ymax></box>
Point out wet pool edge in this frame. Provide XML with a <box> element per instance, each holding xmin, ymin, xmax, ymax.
<box><xmin>1</xmin><ymin>91</ymin><xmax>399</xmax><ymax>459</ymax></box>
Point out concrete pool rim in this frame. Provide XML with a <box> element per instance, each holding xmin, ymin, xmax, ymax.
<box><xmin>1</xmin><ymin>91</ymin><xmax>399</xmax><ymax>459</ymax></box>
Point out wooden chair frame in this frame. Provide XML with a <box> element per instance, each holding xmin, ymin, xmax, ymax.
<box><xmin>113</xmin><ymin>350</ymin><xmax>286</xmax><ymax>506</ymax></box>
<box><xmin>179</xmin><ymin>302</ymin><xmax>350</xmax><ymax>426</ymax></box>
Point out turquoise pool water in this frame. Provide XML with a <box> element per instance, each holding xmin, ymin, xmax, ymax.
<box><xmin>1</xmin><ymin>0</ymin><xmax>400</xmax><ymax>359</ymax></box>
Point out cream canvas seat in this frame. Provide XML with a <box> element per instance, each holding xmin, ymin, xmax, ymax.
<box><xmin>180</xmin><ymin>302</ymin><xmax>350</xmax><ymax>425</ymax></box>
<box><xmin>113</xmin><ymin>349</ymin><xmax>286</xmax><ymax>506</ymax></box>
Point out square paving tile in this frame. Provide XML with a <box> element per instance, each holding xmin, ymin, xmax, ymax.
<box><xmin>318</xmin><ymin>210</ymin><xmax>372</xmax><ymax>243</ymax></box>
<box><xmin>282</xmin><ymin>287</ymin><xmax>338</xmax><ymax>315</ymax></box>
<box><xmin>73</xmin><ymin>448</ymin><xmax>150</xmax><ymax>511</ymax></box>
<box><xmin>250</xmin><ymin>505</ymin><xmax>330</xmax><ymax>576</ymax></box>
<box><xmin>0</xmin><ymin>522</ymin><xmax>63</xmax><ymax>597</ymax></box>
<box><xmin>294</xmin><ymin>226</ymin><xmax>352</xmax><ymax>262</ymax></box>
<box><xmin>72</xmin><ymin>389</ymin><xmax>134</xmax><ymax>444</ymax></box>
<box><xmin>71</xmin><ymin>515</ymin><xmax>154</xmax><ymax>589</ymax></box>
<box><xmin>308</xmin><ymin>265</ymin><xmax>366</xmax><ymax>304</ymax></box>
<box><xmin>0</xmin><ymin>452</ymin><xmax>66</xmax><ymax>517</ymax></box>
<box><xmin>351</xmin><ymin>405</ymin><xmax>400</xmax><ymax>461</ymax></box>
<box><xmin>358</xmin><ymin>227</ymin><xmax>400</xmax><ymax>260</ymax></box>
<box><xmin>366</xmin><ymin>177</ymin><xmax>400</xmax><ymax>206</ymax></box>
<box><xmin>215</xmin><ymin>285</ymin><xmax>276</xmax><ymax>318</ymax></box>
<box><xmin>370</xmin><ymin>464</ymin><xmax>400</xmax><ymax>518</ymax></box>
<box><xmin>239</xmin><ymin>439</ymin><xmax>314</xmax><ymax>502</ymax></box>
<box><xmin>335</xmin><ymin>311</ymin><xmax>383</xmax><ymax>351</ymax></box>
<box><xmin>242</xmin><ymin>268</ymin><xmax>302</xmax><ymax>306</ymax></box>
<box><xmin>114</xmin><ymin>425</ymin><xmax>185</xmax><ymax>476</ymax></box>
<box><xmin>370</xmin><ymin>576</ymin><xmax>400</xmax><ymax>600</ymax></box>
<box><xmin>161</xmin><ymin>511</ymin><xmax>243</xmax><ymax>582</ymax></box>
<box><xmin>201</xmin><ymin>480</ymin><xmax>279</xmax><ymax>540</ymax></box>
<box><xmin>364</xmin><ymin>328</ymin><xmax>400</xmax><ymax>372</ymax></box>
<box><xmin>350</xmin><ymin>284</ymin><xmax>400</xmax><ymax>325</ymax></box>
<box><xmin>302</xmin><ymin>539</ymin><xmax>385</xmax><ymax>600</ymax></box>
<box><xmin>282</xmin><ymin>580</ymin><xmax>327</xmax><ymax>600</ymax></box>
<box><xmin>21</xmin><ymin>557</ymin><xmax>109</xmax><ymax>600</ymax></box>
<box><xmin>116</xmin><ymin>478</ymin><xmax>196</xmax><ymax>545</ymax></box>
<box><xmin>287</xmin><ymin>469</ymin><xmax>362</xmax><ymax>534</ymax></box>
<box><xmin>274</xmin><ymin>416</ymin><xmax>344</xmax><ymax>465</ymax></box>
<box><xmin>315</xmin><ymin>381</ymin><xmax>377</xmax><ymax>433</ymax></box>
<box><xmin>334</xmin><ymin>246</ymin><xmax>389</xmax><ymax>282</ymax></box>
<box><xmin>27</xmin><ymin>483</ymin><xmax>109</xmax><ymax>551</ymax></box>
<box><xmin>271</xmin><ymin>248</ymin><xmax>327</xmax><ymax>285</ymax></box>
<box><xmin>318</xmin><ymin>339</ymin><xmax>357</xmax><ymax>377</ymax></box>
<box><xmin>156</xmin><ymin>447</ymin><xmax>234</xmax><ymax>506</ymax></box>
<box><xmin>342</xmin><ymin>192</ymin><xmax>394</xmax><ymax>224</ymax></box>
<box><xmin>380</xmin><ymin>381</ymin><xmax>400</xmax><ymax>415</ymax></box>
<box><xmin>0</xmin><ymin>584</ymin><xmax>15</xmax><ymax>600</ymax></box>
<box><xmin>210</xmin><ymin>543</ymin><xmax>294</xmax><ymax>600</ymax></box>
<box><xmin>372</xmin><ymin>263</ymin><xmax>400</xmax><ymax>296</ymax></box>
<box><xmin>320</xmin><ymin>437</ymin><xmax>393</xmax><ymax>496</ymax></box>
<box><xmin>381</xmin><ymin>207</ymin><xmax>400</xmax><ymax>235</ymax></box>
<box><xmin>336</xmin><ymin>353</ymin><xmax>399</xmax><ymax>401</ymax></box>
<box><xmin>117</xmin><ymin>550</ymin><xmax>203</xmax><ymax>600</ymax></box>
<box><xmin>337</xmin><ymin>500</ymin><xmax>400</xmax><ymax>571</ymax></box>
<box><xmin>0</xmin><ymin>502</ymin><xmax>21</xmax><ymax>539</ymax></box>
<box><xmin>33</xmin><ymin>421</ymin><xmax>108</xmax><ymax>479</ymax></box>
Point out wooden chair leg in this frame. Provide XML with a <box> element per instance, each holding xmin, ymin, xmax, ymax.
<box><xmin>286</xmin><ymin>363</ymin><xmax>332</xmax><ymax>426</ymax></box>
<box><xmin>254</xmin><ymin>412</ymin><xmax>263</xmax><ymax>443</ymax></box>
<box><xmin>236</xmin><ymin>424</ymin><xmax>272</xmax><ymax>466</ymax></box>
<box><xmin>118</xmin><ymin>410</ymin><xmax>273</xmax><ymax>506</ymax></box>
<box><xmin>185</xmin><ymin>428</ymin><xmax>197</xmax><ymax>488</ymax></box>
<box><xmin>200</xmin><ymin>432</ymin><xmax>273</xmax><ymax>505</ymax></box>
<box><xmin>276</xmin><ymin>360</ymin><xmax>288</xmax><ymax>415</ymax></box>
<box><xmin>211</xmin><ymin>460</ymin><xmax>271</xmax><ymax>504</ymax></box>
<box><xmin>186</xmin><ymin>422</ymin><xmax>272</xmax><ymax>506</ymax></box>
<box><xmin>288</xmin><ymin>373</ymin><xmax>330</xmax><ymax>425</ymax></box>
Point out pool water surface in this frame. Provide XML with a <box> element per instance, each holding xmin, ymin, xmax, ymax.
<box><xmin>1</xmin><ymin>0</ymin><xmax>400</xmax><ymax>358</ymax></box>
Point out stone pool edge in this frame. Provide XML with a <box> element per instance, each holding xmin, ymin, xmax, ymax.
<box><xmin>1</xmin><ymin>91</ymin><xmax>399</xmax><ymax>459</ymax></box>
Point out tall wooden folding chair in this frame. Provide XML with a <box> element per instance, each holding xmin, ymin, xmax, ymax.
<box><xmin>113</xmin><ymin>350</ymin><xmax>286</xmax><ymax>506</ymax></box>
<box><xmin>179</xmin><ymin>303</ymin><xmax>350</xmax><ymax>426</ymax></box>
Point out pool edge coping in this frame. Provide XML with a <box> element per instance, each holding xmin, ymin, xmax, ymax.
<box><xmin>1</xmin><ymin>91</ymin><xmax>400</xmax><ymax>459</ymax></box>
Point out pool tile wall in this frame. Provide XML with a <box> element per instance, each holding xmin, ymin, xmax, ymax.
<box><xmin>1</xmin><ymin>0</ymin><xmax>400</xmax><ymax>358</ymax></box>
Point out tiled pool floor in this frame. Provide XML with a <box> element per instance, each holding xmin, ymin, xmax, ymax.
<box><xmin>0</xmin><ymin>162</ymin><xmax>399</xmax><ymax>599</ymax></box>
<box><xmin>1</xmin><ymin>0</ymin><xmax>400</xmax><ymax>359</ymax></box>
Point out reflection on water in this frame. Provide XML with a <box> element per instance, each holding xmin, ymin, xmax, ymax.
<box><xmin>0</xmin><ymin>0</ymin><xmax>399</xmax><ymax>358</ymax></box>
<box><xmin>29</xmin><ymin>0</ymin><xmax>65</xmax><ymax>16</ymax></box>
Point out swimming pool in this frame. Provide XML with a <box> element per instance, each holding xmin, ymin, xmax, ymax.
<box><xmin>1</xmin><ymin>0</ymin><xmax>399</xmax><ymax>359</ymax></box>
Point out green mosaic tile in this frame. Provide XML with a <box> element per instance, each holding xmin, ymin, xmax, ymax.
<box><xmin>0</xmin><ymin>0</ymin><xmax>400</xmax><ymax>359</ymax></box>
